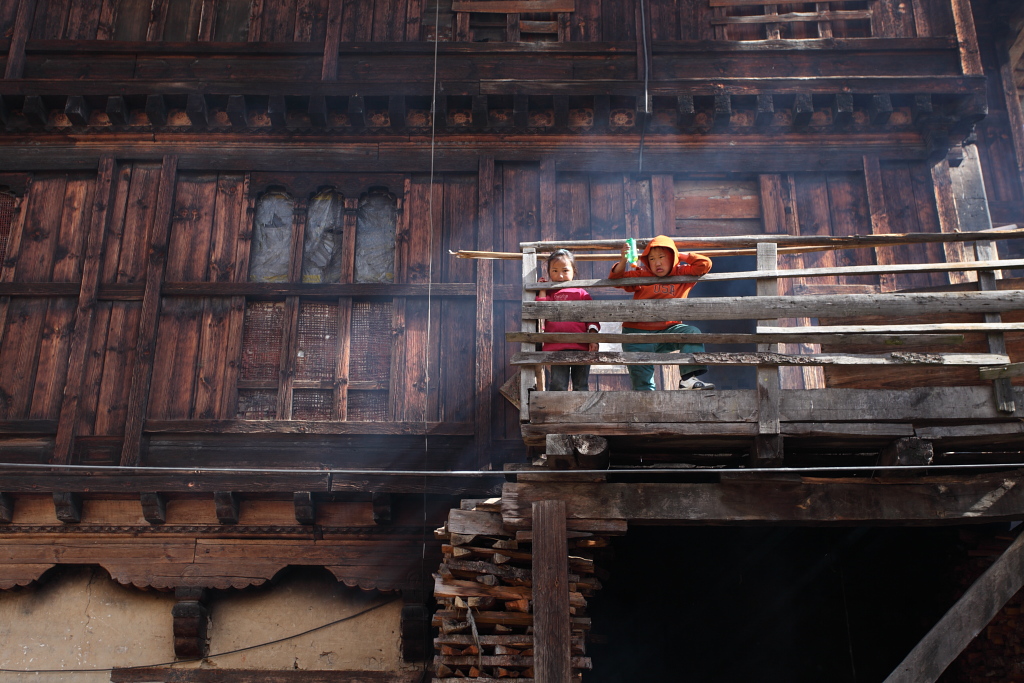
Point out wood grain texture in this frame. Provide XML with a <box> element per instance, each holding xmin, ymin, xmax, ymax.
<box><xmin>532</xmin><ymin>499</ymin><xmax>571</xmax><ymax>683</ymax></box>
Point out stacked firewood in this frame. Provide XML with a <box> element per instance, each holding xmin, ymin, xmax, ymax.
<box><xmin>431</xmin><ymin>497</ymin><xmax>602</xmax><ymax>681</ymax></box>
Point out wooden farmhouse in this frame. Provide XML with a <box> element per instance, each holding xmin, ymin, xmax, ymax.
<box><xmin>5</xmin><ymin>0</ymin><xmax>1024</xmax><ymax>680</ymax></box>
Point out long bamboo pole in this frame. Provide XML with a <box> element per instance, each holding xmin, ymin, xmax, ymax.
<box><xmin>516</xmin><ymin>224</ymin><xmax>1022</xmax><ymax>251</ymax></box>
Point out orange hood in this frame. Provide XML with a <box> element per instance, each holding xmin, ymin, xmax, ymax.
<box><xmin>640</xmin><ymin>235</ymin><xmax>679</xmax><ymax>271</ymax></box>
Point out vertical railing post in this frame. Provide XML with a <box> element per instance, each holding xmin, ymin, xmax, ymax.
<box><xmin>976</xmin><ymin>239</ymin><xmax>1015</xmax><ymax>413</ymax></box>
<box><xmin>753</xmin><ymin>242</ymin><xmax>783</xmax><ymax>465</ymax></box>
<box><xmin>521</xmin><ymin>247</ymin><xmax>539</xmax><ymax>421</ymax></box>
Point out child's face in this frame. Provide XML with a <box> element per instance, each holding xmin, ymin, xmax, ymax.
<box><xmin>646</xmin><ymin>247</ymin><xmax>674</xmax><ymax>277</ymax></box>
<box><xmin>548</xmin><ymin>257</ymin><xmax>574</xmax><ymax>282</ymax></box>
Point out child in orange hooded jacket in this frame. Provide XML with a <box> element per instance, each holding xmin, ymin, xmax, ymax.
<box><xmin>609</xmin><ymin>235</ymin><xmax>714</xmax><ymax>391</ymax></box>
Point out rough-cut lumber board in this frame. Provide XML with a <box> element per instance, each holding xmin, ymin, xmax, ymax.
<box><xmin>502</xmin><ymin>473</ymin><xmax>1024</xmax><ymax>524</ymax></box>
<box><xmin>0</xmin><ymin>473</ymin><xmax>333</xmax><ymax>493</ymax></box>
<box><xmin>528</xmin><ymin>387</ymin><xmax>1024</xmax><ymax>424</ymax></box>
<box><xmin>533</xmin><ymin>500</ymin><xmax>571</xmax><ymax>683</ymax></box>
<box><xmin>524</xmin><ymin>258</ymin><xmax>1024</xmax><ymax>290</ymax></box>
<box><xmin>884</xmin><ymin>531</ymin><xmax>1024</xmax><ymax>683</ymax></box>
<box><xmin>53</xmin><ymin>157</ymin><xmax>118</xmax><ymax>465</ymax></box>
<box><xmin>513</xmin><ymin>351</ymin><xmax>1007</xmax><ymax>366</ymax></box>
<box><xmin>521</xmin><ymin>248</ymin><xmax>538</xmax><ymax>421</ymax></box>
<box><xmin>980</xmin><ymin>363</ymin><xmax>1024</xmax><ymax>380</ymax></box>
<box><xmin>120</xmin><ymin>156</ymin><xmax>178</xmax><ymax>467</ymax></box>
<box><xmin>524</xmin><ymin>291</ymin><xmax>1024</xmax><ymax>323</ymax></box>
<box><xmin>710</xmin><ymin>10</ymin><xmax>871</xmax><ymax>24</ymax></box>
<box><xmin>321</xmin><ymin>0</ymin><xmax>342</xmax><ymax>81</ymax></box>
<box><xmin>449</xmin><ymin>508</ymin><xmax>505</xmax><ymax>536</ymax></box>
<box><xmin>756</xmin><ymin>243</ymin><xmax>781</xmax><ymax>441</ymax></box>
<box><xmin>143</xmin><ymin>420</ymin><xmax>473</xmax><ymax>435</ymax></box>
<box><xmin>508</xmin><ymin>332</ymin><xmax>965</xmax><ymax>347</ymax></box>
<box><xmin>759</xmin><ymin>323</ymin><xmax>1024</xmax><ymax>334</ymax></box>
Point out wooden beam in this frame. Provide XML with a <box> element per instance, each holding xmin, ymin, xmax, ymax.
<box><xmin>119</xmin><ymin>155</ymin><xmax>178</xmax><ymax>467</ymax></box>
<box><xmin>53</xmin><ymin>492</ymin><xmax>82</xmax><ymax>523</ymax></box>
<box><xmin>53</xmin><ymin>157</ymin><xmax>119</xmax><ymax>465</ymax></box>
<box><xmin>755</xmin><ymin>242</ymin><xmax>782</xmax><ymax>465</ymax></box>
<box><xmin>509</xmin><ymin>332</ymin><xmax>965</xmax><ymax>346</ymax></box>
<box><xmin>513</xmin><ymin>351</ymin><xmax>1006</xmax><ymax>366</ymax></box>
<box><xmin>293</xmin><ymin>491</ymin><xmax>316</xmax><ymax>524</ymax></box>
<box><xmin>521</xmin><ymin>248</ymin><xmax>539</xmax><ymax>421</ymax></box>
<box><xmin>172</xmin><ymin>587</ymin><xmax>209</xmax><ymax>659</ymax></box>
<box><xmin>951</xmin><ymin>0</ymin><xmax>983</xmax><ymax>76</ymax></box>
<box><xmin>884</xmin><ymin>531</ymin><xmax>1024</xmax><ymax>683</ymax></box>
<box><xmin>451</xmin><ymin>0</ymin><xmax>574</xmax><ymax>11</ymax></box>
<box><xmin>527</xmin><ymin>386</ymin><xmax>1024</xmax><ymax>425</ymax></box>
<box><xmin>4</xmin><ymin>0</ymin><xmax>38</xmax><ymax>80</ymax></box>
<box><xmin>532</xmin><ymin>500</ymin><xmax>571</xmax><ymax>683</ymax></box>
<box><xmin>321</xmin><ymin>0</ymin><xmax>343</xmax><ymax>81</ymax></box>
<box><xmin>502</xmin><ymin>474</ymin><xmax>1024</xmax><ymax>524</ymax></box>
<box><xmin>525</xmin><ymin>257</ymin><xmax>1024</xmax><ymax>290</ymax></box>
<box><xmin>524</xmin><ymin>290</ymin><xmax>1024</xmax><ymax>323</ymax></box>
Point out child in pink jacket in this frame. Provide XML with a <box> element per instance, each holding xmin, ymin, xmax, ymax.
<box><xmin>535</xmin><ymin>249</ymin><xmax>599</xmax><ymax>391</ymax></box>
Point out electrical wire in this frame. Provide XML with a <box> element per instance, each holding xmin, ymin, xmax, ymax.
<box><xmin>0</xmin><ymin>461</ymin><xmax>1023</xmax><ymax>476</ymax></box>
<box><xmin>0</xmin><ymin>596</ymin><xmax>398</xmax><ymax>674</ymax></box>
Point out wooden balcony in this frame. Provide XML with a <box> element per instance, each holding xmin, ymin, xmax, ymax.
<box><xmin>509</xmin><ymin>229</ymin><xmax>1024</xmax><ymax>469</ymax></box>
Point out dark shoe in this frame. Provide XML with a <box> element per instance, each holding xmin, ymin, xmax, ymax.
<box><xmin>679</xmin><ymin>377</ymin><xmax>715</xmax><ymax>390</ymax></box>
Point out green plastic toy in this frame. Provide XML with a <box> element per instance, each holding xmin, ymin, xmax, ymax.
<box><xmin>624</xmin><ymin>238</ymin><xmax>639</xmax><ymax>267</ymax></box>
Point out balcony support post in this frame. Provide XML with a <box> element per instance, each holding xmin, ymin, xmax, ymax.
<box><xmin>521</xmin><ymin>247</ymin><xmax>539</xmax><ymax>421</ymax></box>
<box><xmin>752</xmin><ymin>242</ymin><xmax>783</xmax><ymax>465</ymax></box>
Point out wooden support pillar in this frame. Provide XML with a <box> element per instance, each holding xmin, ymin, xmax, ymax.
<box><xmin>400</xmin><ymin>599</ymin><xmax>431</xmax><ymax>662</ymax></box>
<box><xmin>752</xmin><ymin>242</ymin><xmax>782</xmax><ymax>466</ymax></box>
<box><xmin>950</xmin><ymin>0</ymin><xmax>982</xmax><ymax>76</ymax></box>
<box><xmin>951</xmin><ymin>144</ymin><xmax>1015</xmax><ymax>413</ymax></box>
<box><xmin>475</xmin><ymin>157</ymin><xmax>495</xmax><ymax>468</ymax></box>
<box><xmin>532</xmin><ymin>500</ymin><xmax>571</xmax><ymax>683</ymax></box>
<box><xmin>884</xmin><ymin>530</ymin><xmax>1024</xmax><ymax>683</ymax></box>
<box><xmin>520</xmin><ymin>248</ymin><xmax>539</xmax><ymax>422</ymax></box>
<box><xmin>120</xmin><ymin>155</ymin><xmax>178</xmax><ymax>467</ymax></box>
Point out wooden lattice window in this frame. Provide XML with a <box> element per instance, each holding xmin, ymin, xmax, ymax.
<box><xmin>450</xmin><ymin>0</ymin><xmax>573</xmax><ymax>42</ymax></box>
<box><xmin>237</xmin><ymin>186</ymin><xmax>399</xmax><ymax>421</ymax></box>
<box><xmin>709</xmin><ymin>0</ymin><xmax>872</xmax><ymax>40</ymax></box>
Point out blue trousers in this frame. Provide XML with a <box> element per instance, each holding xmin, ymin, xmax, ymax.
<box><xmin>622</xmin><ymin>324</ymin><xmax>707</xmax><ymax>391</ymax></box>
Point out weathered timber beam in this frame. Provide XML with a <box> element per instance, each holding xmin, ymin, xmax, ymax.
<box><xmin>532</xmin><ymin>499</ymin><xmax>572</xmax><ymax>683</ymax></box>
<box><xmin>793</xmin><ymin>93</ymin><xmax>813</xmax><ymax>128</ymax></box>
<box><xmin>760</xmin><ymin>323</ymin><xmax>1024</xmax><ymax>333</ymax></box>
<box><xmin>513</xmin><ymin>350</ymin><xmax>1006</xmax><ymax>366</ymax></box>
<box><xmin>833</xmin><ymin>93</ymin><xmax>854</xmax><ymax>126</ymax></box>
<box><xmin>186</xmin><ymin>94</ymin><xmax>208</xmax><ymax>127</ymax></box>
<box><xmin>64</xmin><ymin>96</ymin><xmax>91</xmax><ymax>125</ymax></box>
<box><xmin>871</xmin><ymin>94</ymin><xmax>894</xmax><ymax>124</ymax></box>
<box><xmin>980</xmin><ymin>363</ymin><xmax>1024</xmax><ymax>380</ymax></box>
<box><xmin>501</xmin><ymin>473</ymin><xmax>1024</xmax><ymax>524</ymax></box>
<box><xmin>884</xmin><ymin>531</ymin><xmax>1024</xmax><ymax>683</ymax></box>
<box><xmin>145</xmin><ymin>95</ymin><xmax>167</xmax><ymax>126</ymax></box>
<box><xmin>372</xmin><ymin>492</ymin><xmax>392</xmax><ymax>525</ymax></box>
<box><xmin>331</xmin><ymin>474</ymin><xmax>505</xmax><ymax>496</ymax></box>
<box><xmin>524</xmin><ymin>290</ymin><xmax>1024</xmax><ymax>323</ymax></box>
<box><xmin>508</xmin><ymin>332</ymin><xmax>964</xmax><ymax>346</ymax></box>
<box><xmin>105</xmin><ymin>96</ymin><xmax>128</xmax><ymax>125</ymax></box>
<box><xmin>142</xmin><ymin>419</ymin><xmax>473</xmax><ymax>434</ymax></box>
<box><xmin>527</xmin><ymin>387</ymin><xmax>1024</xmax><ymax>424</ymax></box>
<box><xmin>4</xmin><ymin>0</ymin><xmax>37</xmax><ymax>80</ymax></box>
<box><xmin>0</xmin><ymin>474</ymin><xmax>333</xmax><ymax>493</ymax></box>
<box><xmin>756</xmin><ymin>94</ymin><xmax>774</xmax><ymax>127</ymax></box>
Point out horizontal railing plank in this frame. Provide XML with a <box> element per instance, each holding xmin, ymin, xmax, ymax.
<box><xmin>512</xmin><ymin>351</ymin><xmax>1008</xmax><ymax>366</ymax></box>
<box><xmin>506</xmin><ymin>331</ymin><xmax>964</xmax><ymax>346</ymax></box>
<box><xmin>524</xmin><ymin>291</ymin><xmax>1024</xmax><ymax>322</ymax></box>
<box><xmin>524</xmin><ymin>258</ymin><xmax>1024</xmax><ymax>291</ymax></box>
<box><xmin>758</xmin><ymin>323</ymin><xmax>1024</xmax><ymax>333</ymax></box>
<box><xmin>518</xmin><ymin>225</ymin><xmax>1023</xmax><ymax>251</ymax></box>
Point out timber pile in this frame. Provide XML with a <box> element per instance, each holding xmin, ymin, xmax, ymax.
<box><xmin>946</xmin><ymin>531</ymin><xmax>1024</xmax><ymax>682</ymax></box>
<box><xmin>431</xmin><ymin>498</ymin><xmax>603</xmax><ymax>681</ymax></box>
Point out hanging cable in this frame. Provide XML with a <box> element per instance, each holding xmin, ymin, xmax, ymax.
<box><xmin>0</xmin><ymin>596</ymin><xmax>398</xmax><ymax>674</ymax></box>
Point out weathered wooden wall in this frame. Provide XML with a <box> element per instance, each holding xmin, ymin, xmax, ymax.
<box><xmin>0</xmin><ymin>149</ymin><xmax>1019</xmax><ymax>464</ymax></box>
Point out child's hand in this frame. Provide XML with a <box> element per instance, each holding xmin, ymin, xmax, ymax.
<box><xmin>588</xmin><ymin>342</ymin><xmax>599</xmax><ymax>352</ymax></box>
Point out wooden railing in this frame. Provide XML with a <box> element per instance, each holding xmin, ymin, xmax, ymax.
<box><xmin>509</xmin><ymin>228</ymin><xmax>1024</xmax><ymax>427</ymax></box>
